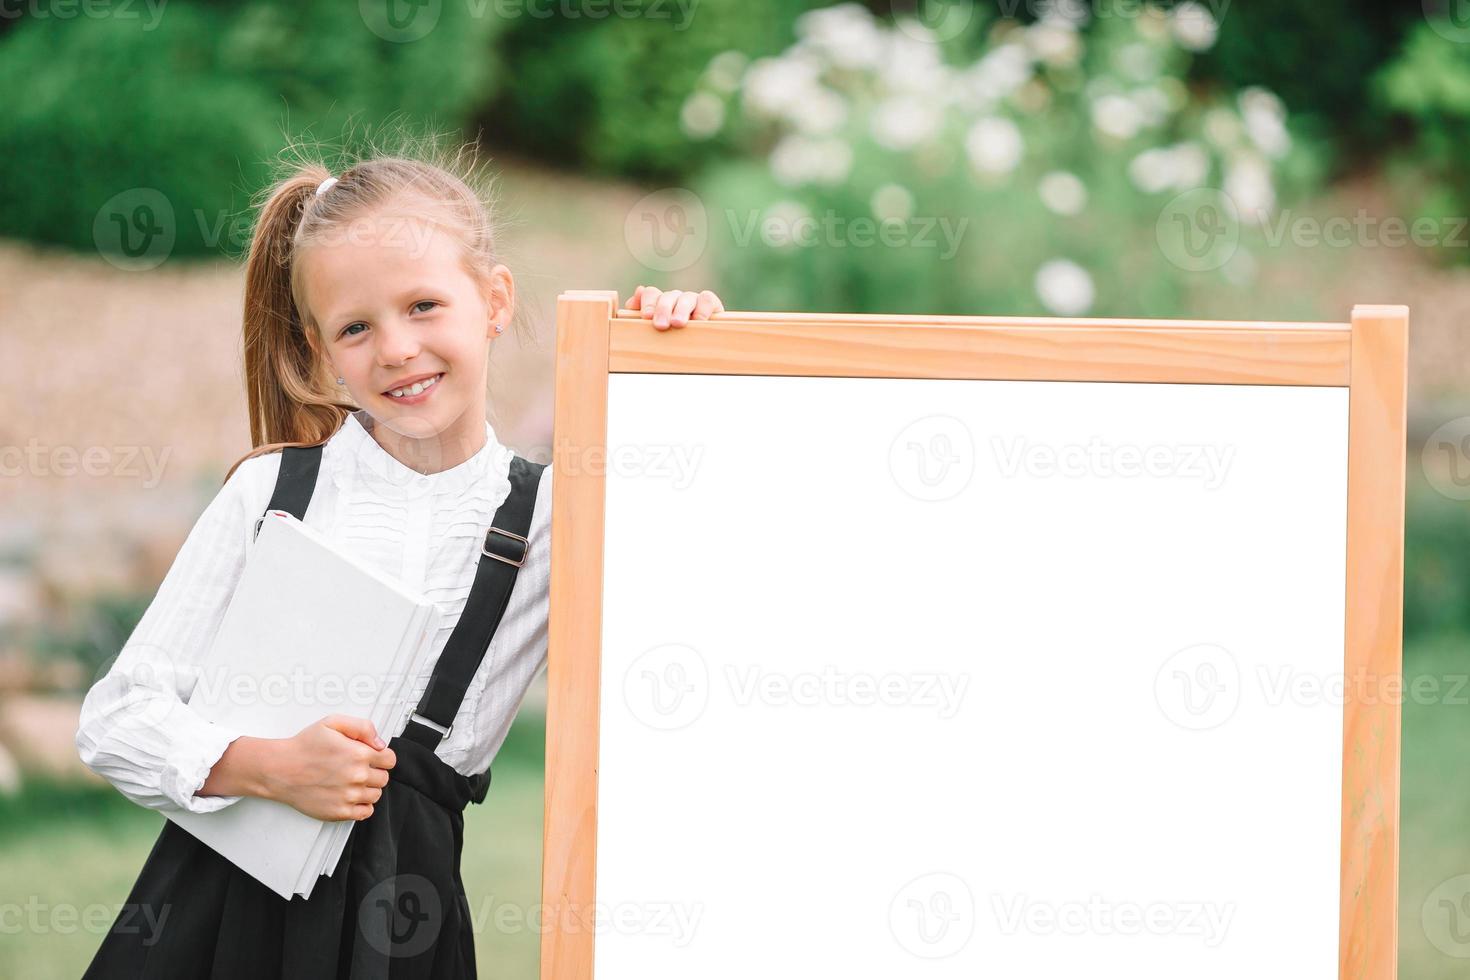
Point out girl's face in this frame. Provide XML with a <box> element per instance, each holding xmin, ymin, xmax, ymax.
<box><xmin>299</xmin><ymin>209</ymin><xmax>512</xmax><ymax>454</ymax></box>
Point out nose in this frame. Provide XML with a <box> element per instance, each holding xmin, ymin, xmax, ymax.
<box><xmin>375</xmin><ymin>316</ymin><xmax>421</xmax><ymax>367</ymax></box>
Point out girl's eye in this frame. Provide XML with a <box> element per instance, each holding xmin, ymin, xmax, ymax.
<box><xmin>341</xmin><ymin>323</ymin><xmax>367</xmax><ymax>338</ymax></box>
<box><xmin>413</xmin><ymin>300</ymin><xmax>439</xmax><ymax>314</ymax></box>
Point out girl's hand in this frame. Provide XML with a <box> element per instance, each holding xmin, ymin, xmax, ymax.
<box><xmin>262</xmin><ymin>714</ymin><xmax>396</xmax><ymax>822</ymax></box>
<box><xmin>628</xmin><ymin>285</ymin><xmax>726</xmax><ymax>330</ymax></box>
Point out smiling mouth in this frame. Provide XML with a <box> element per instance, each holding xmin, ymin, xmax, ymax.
<box><xmin>385</xmin><ymin>373</ymin><xmax>444</xmax><ymax>399</ymax></box>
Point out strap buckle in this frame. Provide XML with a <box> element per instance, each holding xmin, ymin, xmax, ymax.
<box><xmin>409</xmin><ymin>711</ymin><xmax>453</xmax><ymax>740</ymax></box>
<box><xmin>482</xmin><ymin>526</ymin><xmax>529</xmax><ymax>567</ymax></box>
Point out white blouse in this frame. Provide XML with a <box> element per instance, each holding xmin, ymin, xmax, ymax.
<box><xmin>75</xmin><ymin>410</ymin><xmax>553</xmax><ymax>814</ymax></box>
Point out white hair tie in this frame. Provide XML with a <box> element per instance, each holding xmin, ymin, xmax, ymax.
<box><xmin>314</xmin><ymin>176</ymin><xmax>339</xmax><ymax>197</ymax></box>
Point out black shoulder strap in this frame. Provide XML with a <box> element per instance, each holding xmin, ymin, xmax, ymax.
<box><xmin>402</xmin><ymin>455</ymin><xmax>547</xmax><ymax>762</ymax></box>
<box><xmin>254</xmin><ymin>444</ymin><xmax>324</xmax><ymax>539</ymax></box>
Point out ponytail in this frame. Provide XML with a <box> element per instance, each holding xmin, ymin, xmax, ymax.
<box><xmin>228</xmin><ymin>167</ymin><xmax>355</xmax><ymax>483</ymax></box>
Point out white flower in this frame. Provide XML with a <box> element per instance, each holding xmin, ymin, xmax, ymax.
<box><xmin>796</xmin><ymin>3</ymin><xmax>884</xmax><ymax>70</ymax></box>
<box><xmin>1025</xmin><ymin>18</ymin><xmax>1082</xmax><ymax>68</ymax></box>
<box><xmin>1239</xmin><ymin>86</ymin><xmax>1291</xmax><ymax>158</ymax></box>
<box><xmin>1128</xmin><ymin>142</ymin><xmax>1210</xmax><ymax>193</ymax></box>
<box><xmin>1170</xmin><ymin>1</ymin><xmax>1219</xmax><ymax>52</ymax></box>
<box><xmin>789</xmin><ymin>86</ymin><xmax>848</xmax><ymax>136</ymax></box>
<box><xmin>769</xmin><ymin>135</ymin><xmax>853</xmax><ymax>187</ymax></box>
<box><xmin>1035</xmin><ymin>259</ymin><xmax>1095</xmax><ymax>316</ymax></box>
<box><xmin>680</xmin><ymin>91</ymin><xmax>726</xmax><ymax>140</ymax></box>
<box><xmin>964</xmin><ymin>116</ymin><xmax>1024</xmax><ymax>176</ymax></box>
<box><xmin>1038</xmin><ymin>171</ymin><xmax>1087</xmax><ymax>215</ymax></box>
<box><xmin>964</xmin><ymin>44</ymin><xmax>1033</xmax><ymax>107</ymax></box>
<box><xmin>871</xmin><ymin>96</ymin><xmax>942</xmax><ymax>150</ymax></box>
<box><xmin>1091</xmin><ymin>93</ymin><xmax>1145</xmax><ymax>140</ymax></box>
<box><xmin>870</xmin><ymin>183</ymin><xmax>915</xmax><ymax>222</ymax></box>
<box><xmin>881</xmin><ymin>32</ymin><xmax>951</xmax><ymax>96</ymax></box>
<box><xmin>1224</xmin><ymin>154</ymin><xmax>1275</xmax><ymax>223</ymax></box>
<box><xmin>706</xmin><ymin>51</ymin><xmax>748</xmax><ymax>94</ymax></box>
<box><xmin>743</xmin><ymin>54</ymin><xmax>822</xmax><ymax>119</ymax></box>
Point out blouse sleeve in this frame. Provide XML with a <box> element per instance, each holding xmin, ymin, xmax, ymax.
<box><xmin>75</xmin><ymin>451</ymin><xmax>281</xmax><ymax>814</ymax></box>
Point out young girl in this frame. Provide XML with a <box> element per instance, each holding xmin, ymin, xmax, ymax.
<box><xmin>75</xmin><ymin>145</ymin><xmax>725</xmax><ymax>978</ymax></box>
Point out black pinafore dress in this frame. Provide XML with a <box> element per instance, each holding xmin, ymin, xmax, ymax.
<box><xmin>83</xmin><ymin>442</ymin><xmax>546</xmax><ymax>979</ymax></box>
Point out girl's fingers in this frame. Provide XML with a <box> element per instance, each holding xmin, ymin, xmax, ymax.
<box><xmin>693</xmin><ymin>290</ymin><xmax>724</xmax><ymax>320</ymax></box>
<box><xmin>668</xmin><ymin>291</ymin><xmax>700</xmax><ymax>328</ymax></box>
<box><xmin>652</xmin><ymin>289</ymin><xmax>683</xmax><ymax>329</ymax></box>
<box><xmin>634</xmin><ymin>285</ymin><xmax>661</xmax><ymax>314</ymax></box>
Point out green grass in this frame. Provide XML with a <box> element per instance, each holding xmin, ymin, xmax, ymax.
<box><xmin>0</xmin><ymin>716</ymin><xmax>547</xmax><ymax>979</ymax></box>
<box><xmin>7</xmin><ymin>643</ymin><xmax>1470</xmax><ymax>977</ymax></box>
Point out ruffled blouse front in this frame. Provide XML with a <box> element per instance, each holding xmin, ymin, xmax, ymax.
<box><xmin>76</xmin><ymin>410</ymin><xmax>553</xmax><ymax>814</ymax></box>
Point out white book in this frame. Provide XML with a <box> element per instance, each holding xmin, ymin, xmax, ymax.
<box><xmin>167</xmin><ymin>509</ymin><xmax>444</xmax><ymax>900</ymax></box>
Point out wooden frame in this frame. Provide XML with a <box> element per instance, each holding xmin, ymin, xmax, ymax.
<box><xmin>542</xmin><ymin>292</ymin><xmax>1408</xmax><ymax>979</ymax></box>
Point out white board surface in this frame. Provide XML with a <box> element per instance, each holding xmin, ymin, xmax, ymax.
<box><xmin>595</xmin><ymin>373</ymin><xmax>1349</xmax><ymax>978</ymax></box>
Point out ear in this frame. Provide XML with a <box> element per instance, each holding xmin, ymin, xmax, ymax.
<box><xmin>484</xmin><ymin>264</ymin><xmax>516</xmax><ymax>339</ymax></box>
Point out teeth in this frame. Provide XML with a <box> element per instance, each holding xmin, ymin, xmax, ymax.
<box><xmin>388</xmin><ymin>374</ymin><xmax>440</xmax><ymax>398</ymax></box>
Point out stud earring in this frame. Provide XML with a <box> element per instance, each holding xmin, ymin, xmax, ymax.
<box><xmin>493</xmin><ymin>322</ymin><xmax>504</xmax><ymax>335</ymax></box>
<box><xmin>336</xmin><ymin>377</ymin><xmax>345</xmax><ymax>385</ymax></box>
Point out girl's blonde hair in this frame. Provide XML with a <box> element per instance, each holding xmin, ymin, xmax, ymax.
<box><xmin>226</xmin><ymin>132</ymin><xmax>505</xmax><ymax>483</ymax></box>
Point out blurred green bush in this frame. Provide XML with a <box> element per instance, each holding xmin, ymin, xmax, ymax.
<box><xmin>0</xmin><ymin>2</ymin><xmax>504</xmax><ymax>257</ymax></box>
<box><xmin>1374</xmin><ymin>18</ymin><xmax>1470</xmax><ymax>265</ymax></box>
<box><xmin>682</xmin><ymin>3</ymin><xmax>1325</xmax><ymax>318</ymax></box>
<box><xmin>478</xmin><ymin>0</ymin><xmax>824</xmax><ymax>179</ymax></box>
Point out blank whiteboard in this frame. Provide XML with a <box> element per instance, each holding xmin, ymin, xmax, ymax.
<box><xmin>543</xmin><ymin>295</ymin><xmax>1408</xmax><ymax>980</ymax></box>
